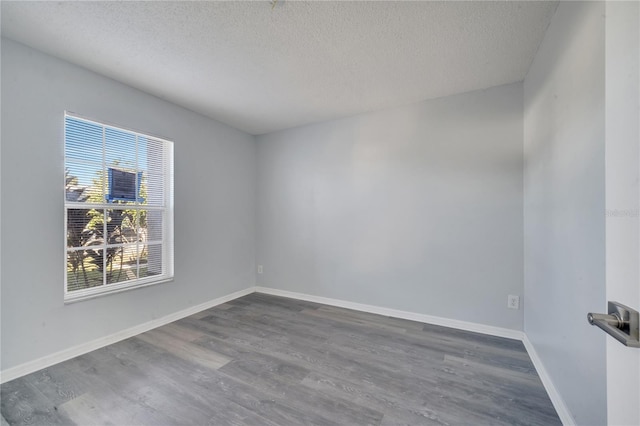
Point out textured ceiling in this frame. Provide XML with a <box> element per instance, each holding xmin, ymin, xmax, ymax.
<box><xmin>1</xmin><ymin>1</ymin><xmax>558</xmax><ymax>135</ymax></box>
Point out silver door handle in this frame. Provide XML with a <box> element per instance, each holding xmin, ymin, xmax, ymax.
<box><xmin>588</xmin><ymin>301</ymin><xmax>640</xmax><ymax>348</ymax></box>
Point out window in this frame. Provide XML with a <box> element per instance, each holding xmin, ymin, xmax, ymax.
<box><xmin>64</xmin><ymin>113</ymin><xmax>173</xmax><ymax>301</ymax></box>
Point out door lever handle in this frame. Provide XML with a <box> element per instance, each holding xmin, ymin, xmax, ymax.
<box><xmin>588</xmin><ymin>301</ymin><xmax>640</xmax><ymax>348</ymax></box>
<box><xmin>588</xmin><ymin>312</ymin><xmax>627</xmax><ymax>329</ymax></box>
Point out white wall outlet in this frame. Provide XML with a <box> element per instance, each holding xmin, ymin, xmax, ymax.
<box><xmin>507</xmin><ymin>295</ymin><xmax>520</xmax><ymax>310</ymax></box>
<box><xmin>257</xmin><ymin>265</ymin><xmax>263</xmax><ymax>274</ymax></box>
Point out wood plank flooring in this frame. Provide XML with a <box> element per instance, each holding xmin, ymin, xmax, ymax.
<box><xmin>1</xmin><ymin>293</ymin><xmax>561</xmax><ymax>425</ymax></box>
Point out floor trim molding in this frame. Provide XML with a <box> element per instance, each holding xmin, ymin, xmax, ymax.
<box><xmin>1</xmin><ymin>284</ymin><xmax>575</xmax><ymax>426</ymax></box>
<box><xmin>256</xmin><ymin>286</ymin><xmax>574</xmax><ymax>425</ymax></box>
<box><xmin>254</xmin><ymin>286</ymin><xmax>524</xmax><ymax>340</ymax></box>
<box><xmin>522</xmin><ymin>335</ymin><xmax>576</xmax><ymax>426</ymax></box>
<box><xmin>0</xmin><ymin>287</ymin><xmax>254</xmax><ymax>384</ymax></box>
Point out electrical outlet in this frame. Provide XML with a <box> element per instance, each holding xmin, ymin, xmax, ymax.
<box><xmin>508</xmin><ymin>295</ymin><xmax>520</xmax><ymax>310</ymax></box>
<box><xmin>257</xmin><ymin>265</ymin><xmax>263</xmax><ymax>274</ymax></box>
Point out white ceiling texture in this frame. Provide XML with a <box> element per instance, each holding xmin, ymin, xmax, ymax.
<box><xmin>1</xmin><ymin>1</ymin><xmax>558</xmax><ymax>135</ymax></box>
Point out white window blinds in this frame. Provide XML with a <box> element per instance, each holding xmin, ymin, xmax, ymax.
<box><xmin>64</xmin><ymin>113</ymin><xmax>173</xmax><ymax>301</ymax></box>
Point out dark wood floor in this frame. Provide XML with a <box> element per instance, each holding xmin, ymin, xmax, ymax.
<box><xmin>1</xmin><ymin>293</ymin><xmax>560</xmax><ymax>425</ymax></box>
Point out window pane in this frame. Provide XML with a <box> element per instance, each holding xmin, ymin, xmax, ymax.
<box><xmin>67</xmin><ymin>208</ymin><xmax>102</xmax><ymax>249</ymax></box>
<box><xmin>65</xmin><ymin>161</ymin><xmax>104</xmax><ymax>203</ymax></box>
<box><xmin>106</xmin><ymin>244</ymin><xmax>138</xmax><ymax>285</ymax></box>
<box><xmin>65</xmin><ymin>117</ymin><xmax>103</xmax><ymax>162</ymax></box>
<box><xmin>123</xmin><ymin>210</ymin><xmax>141</xmax><ymax>244</ymax></box>
<box><xmin>138</xmin><ymin>137</ymin><xmax>164</xmax><ymax>172</ymax></box>
<box><xmin>140</xmin><ymin>244</ymin><xmax>163</xmax><ymax>278</ymax></box>
<box><xmin>105</xmin><ymin>209</ymin><xmax>137</xmax><ymax>245</ymax></box>
<box><xmin>67</xmin><ymin>249</ymin><xmax>104</xmax><ymax>291</ymax></box>
<box><xmin>140</xmin><ymin>172</ymin><xmax>164</xmax><ymax>206</ymax></box>
<box><xmin>139</xmin><ymin>137</ymin><xmax>166</xmax><ymax>208</ymax></box>
<box><xmin>105</xmin><ymin>127</ymin><xmax>137</xmax><ymax>170</ymax></box>
<box><xmin>140</xmin><ymin>209</ymin><xmax>163</xmax><ymax>243</ymax></box>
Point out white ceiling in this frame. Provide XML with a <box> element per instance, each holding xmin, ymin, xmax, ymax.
<box><xmin>1</xmin><ymin>1</ymin><xmax>558</xmax><ymax>135</ymax></box>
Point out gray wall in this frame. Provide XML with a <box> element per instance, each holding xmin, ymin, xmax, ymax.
<box><xmin>523</xmin><ymin>2</ymin><xmax>606</xmax><ymax>424</ymax></box>
<box><xmin>257</xmin><ymin>83</ymin><xmax>524</xmax><ymax>331</ymax></box>
<box><xmin>0</xmin><ymin>39</ymin><xmax>257</xmax><ymax>371</ymax></box>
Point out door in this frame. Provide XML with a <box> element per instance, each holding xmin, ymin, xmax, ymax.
<box><xmin>605</xmin><ymin>2</ymin><xmax>640</xmax><ymax>425</ymax></box>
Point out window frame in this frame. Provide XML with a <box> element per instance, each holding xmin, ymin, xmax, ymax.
<box><xmin>63</xmin><ymin>112</ymin><xmax>174</xmax><ymax>303</ymax></box>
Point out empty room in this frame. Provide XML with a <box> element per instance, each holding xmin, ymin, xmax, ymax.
<box><xmin>1</xmin><ymin>1</ymin><xmax>639</xmax><ymax>425</ymax></box>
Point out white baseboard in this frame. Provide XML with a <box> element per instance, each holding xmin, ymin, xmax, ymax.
<box><xmin>255</xmin><ymin>287</ymin><xmax>576</xmax><ymax>425</ymax></box>
<box><xmin>254</xmin><ymin>286</ymin><xmax>524</xmax><ymax>340</ymax></box>
<box><xmin>522</xmin><ymin>335</ymin><xmax>575</xmax><ymax>426</ymax></box>
<box><xmin>2</xmin><ymin>284</ymin><xmax>574</xmax><ymax>426</ymax></box>
<box><xmin>0</xmin><ymin>287</ymin><xmax>254</xmax><ymax>384</ymax></box>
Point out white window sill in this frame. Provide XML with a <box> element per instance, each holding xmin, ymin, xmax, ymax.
<box><xmin>64</xmin><ymin>277</ymin><xmax>174</xmax><ymax>304</ymax></box>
